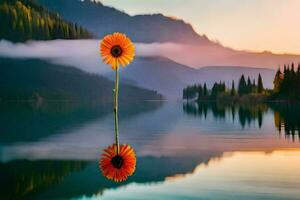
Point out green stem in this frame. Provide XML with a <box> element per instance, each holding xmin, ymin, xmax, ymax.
<box><xmin>114</xmin><ymin>64</ymin><xmax>120</xmax><ymax>154</ymax></box>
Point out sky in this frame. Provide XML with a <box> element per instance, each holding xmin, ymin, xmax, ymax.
<box><xmin>100</xmin><ymin>0</ymin><xmax>300</xmax><ymax>55</ymax></box>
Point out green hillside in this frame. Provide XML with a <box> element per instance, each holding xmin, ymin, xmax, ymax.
<box><xmin>0</xmin><ymin>0</ymin><xmax>92</xmax><ymax>42</ymax></box>
<box><xmin>0</xmin><ymin>58</ymin><xmax>162</xmax><ymax>102</ymax></box>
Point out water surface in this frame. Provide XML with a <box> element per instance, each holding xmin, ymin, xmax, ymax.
<box><xmin>0</xmin><ymin>101</ymin><xmax>299</xmax><ymax>199</ymax></box>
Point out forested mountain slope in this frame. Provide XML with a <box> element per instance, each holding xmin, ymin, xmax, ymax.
<box><xmin>0</xmin><ymin>58</ymin><xmax>162</xmax><ymax>101</ymax></box>
<box><xmin>0</xmin><ymin>0</ymin><xmax>92</xmax><ymax>42</ymax></box>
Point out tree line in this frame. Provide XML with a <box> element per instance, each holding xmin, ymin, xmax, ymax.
<box><xmin>237</xmin><ymin>74</ymin><xmax>264</xmax><ymax>96</ymax></box>
<box><xmin>183</xmin><ymin>74</ymin><xmax>264</xmax><ymax>100</ymax></box>
<box><xmin>0</xmin><ymin>0</ymin><xmax>92</xmax><ymax>42</ymax></box>
<box><xmin>273</xmin><ymin>63</ymin><xmax>300</xmax><ymax>101</ymax></box>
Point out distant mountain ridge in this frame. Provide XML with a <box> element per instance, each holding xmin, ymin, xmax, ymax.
<box><xmin>197</xmin><ymin>65</ymin><xmax>275</xmax><ymax>88</ymax></box>
<box><xmin>107</xmin><ymin>57</ymin><xmax>275</xmax><ymax>98</ymax></box>
<box><xmin>37</xmin><ymin>0</ymin><xmax>211</xmax><ymax>44</ymax></box>
<box><xmin>36</xmin><ymin>0</ymin><xmax>300</xmax><ymax>70</ymax></box>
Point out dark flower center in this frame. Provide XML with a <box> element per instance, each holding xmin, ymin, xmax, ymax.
<box><xmin>111</xmin><ymin>155</ymin><xmax>124</xmax><ymax>169</ymax></box>
<box><xmin>111</xmin><ymin>45</ymin><xmax>123</xmax><ymax>57</ymax></box>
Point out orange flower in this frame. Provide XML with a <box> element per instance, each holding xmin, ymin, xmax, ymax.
<box><xmin>100</xmin><ymin>32</ymin><xmax>135</xmax><ymax>70</ymax></box>
<box><xmin>99</xmin><ymin>144</ymin><xmax>136</xmax><ymax>182</ymax></box>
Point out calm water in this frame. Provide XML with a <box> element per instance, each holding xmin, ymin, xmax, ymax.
<box><xmin>0</xmin><ymin>101</ymin><xmax>300</xmax><ymax>200</ymax></box>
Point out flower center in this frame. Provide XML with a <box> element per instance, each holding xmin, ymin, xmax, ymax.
<box><xmin>111</xmin><ymin>155</ymin><xmax>124</xmax><ymax>169</ymax></box>
<box><xmin>111</xmin><ymin>45</ymin><xmax>123</xmax><ymax>57</ymax></box>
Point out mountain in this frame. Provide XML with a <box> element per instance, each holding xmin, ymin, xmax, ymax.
<box><xmin>36</xmin><ymin>0</ymin><xmax>300</xmax><ymax>69</ymax></box>
<box><xmin>0</xmin><ymin>57</ymin><xmax>162</xmax><ymax>102</ymax></box>
<box><xmin>117</xmin><ymin>57</ymin><xmax>199</xmax><ymax>98</ymax></box>
<box><xmin>36</xmin><ymin>0</ymin><xmax>211</xmax><ymax>44</ymax></box>
<box><xmin>0</xmin><ymin>0</ymin><xmax>292</xmax><ymax>99</ymax></box>
<box><xmin>161</xmin><ymin>44</ymin><xmax>300</xmax><ymax>70</ymax></box>
<box><xmin>0</xmin><ymin>0</ymin><xmax>92</xmax><ymax>42</ymax></box>
<box><xmin>107</xmin><ymin>57</ymin><xmax>275</xmax><ymax>98</ymax></box>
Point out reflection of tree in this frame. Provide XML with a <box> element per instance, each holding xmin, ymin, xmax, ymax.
<box><xmin>238</xmin><ymin>104</ymin><xmax>266</xmax><ymax>128</ymax></box>
<box><xmin>183</xmin><ymin>102</ymin><xmax>268</xmax><ymax>128</ymax></box>
<box><xmin>183</xmin><ymin>102</ymin><xmax>224</xmax><ymax>119</ymax></box>
<box><xmin>184</xmin><ymin>101</ymin><xmax>300</xmax><ymax>141</ymax></box>
<box><xmin>0</xmin><ymin>160</ymin><xmax>87</xmax><ymax>199</ymax></box>
<box><xmin>270</xmin><ymin>104</ymin><xmax>300</xmax><ymax>141</ymax></box>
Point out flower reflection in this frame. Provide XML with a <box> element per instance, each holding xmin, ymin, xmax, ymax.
<box><xmin>99</xmin><ymin>144</ymin><xmax>136</xmax><ymax>182</ymax></box>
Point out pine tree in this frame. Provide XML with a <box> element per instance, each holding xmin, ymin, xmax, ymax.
<box><xmin>197</xmin><ymin>84</ymin><xmax>203</xmax><ymax>100</ymax></box>
<box><xmin>281</xmin><ymin>66</ymin><xmax>290</xmax><ymax>96</ymax></box>
<box><xmin>210</xmin><ymin>82</ymin><xmax>226</xmax><ymax>99</ymax></box>
<box><xmin>0</xmin><ymin>0</ymin><xmax>92</xmax><ymax>42</ymax></box>
<box><xmin>257</xmin><ymin>73</ymin><xmax>264</xmax><ymax>93</ymax></box>
<box><xmin>230</xmin><ymin>80</ymin><xmax>235</xmax><ymax>96</ymax></box>
<box><xmin>273</xmin><ymin>68</ymin><xmax>283</xmax><ymax>92</ymax></box>
<box><xmin>247</xmin><ymin>76</ymin><xmax>252</xmax><ymax>94</ymax></box>
<box><xmin>284</xmin><ymin>65</ymin><xmax>287</xmax><ymax>74</ymax></box>
<box><xmin>275</xmin><ymin>63</ymin><xmax>299</xmax><ymax>100</ymax></box>
<box><xmin>203</xmin><ymin>83</ymin><xmax>208</xmax><ymax>96</ymax></box>
<box><xmin>211</xmin><ymin>83</ymin><xmax>219</xmax><ymax>98</ymax></box>
<box><xmin>252</xmin><ymin>79</ymin><xmax>256</xmax><ymax>92</ymax></box>
<box><xmin>238</xmin><ymin>74</ymin><xmax>247</xmax><ymax>96</ymax></box>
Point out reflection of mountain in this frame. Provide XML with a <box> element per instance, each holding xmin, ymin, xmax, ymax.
<box><xmin>0</xmin><ymin>102</ymin><xmax>110</xmax><ymax>143</ymax></box>
<box><xmin>87</xmin><ymin>150</ymin><xmax>300</xmax><ymax>200</ymax></box>
<box><xmin>0</xmin><ymin>154</ymin><xmax>221</xmax><ymax>200</ymax></box>
<box><xmin>0</xmin><ymin>102</ymin><xmax>176</xmax><ymax>161</ymax></box>
<box><xmin>5</xmin><ymin>150</ymin><xmax>299</xmax><ymax>200</ymax></box>
<box><xmin>3</xmin><ymin>101</ymin><xmax>299</xmax><ymax>162</ymax></box>
<box><xmin>1</xmin><ymin>101</ymin><xmax>300</xmax><ymax>198</ymax></box>
<box><xmin>183</xmin><ymin>102</ymin><xmax>268</xmax><ymax>128</ymax></box>
<box><xmin>271</xmin><ymin>104</ymin><xmax>300</xmax><ymax>141</ymax></box>
<box><xmin>0</xmin><ymin>101</ymin><xmax>162</xmax><ymax>143</ymax></box>
<box><xmin>0</xmin><ymin>160</ymin><xmax>87</xmax><ymax>200</ymax></box>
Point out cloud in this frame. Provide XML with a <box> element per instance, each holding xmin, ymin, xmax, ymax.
<box><xmin>0</xmin><ymin>39</ymin><xmax>108</xmax><ymax>73</ymax></box>
<box><xmin>0</xmin><ymin>39</ymin><xmax>297</xmax><ymax>72</ymax></box>
<box><xmin>136</xmin><ymin>42</ymin><xmax>184</xmax><ymax>57</ymax></box>
<box><xmin>0</xmin><ymin>39</ymin><xmax>187</xmax><ymax>74</ymax></box>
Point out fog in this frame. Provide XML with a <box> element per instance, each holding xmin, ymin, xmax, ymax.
<box><xmin>0</xmin><ymin>39</ymin><xmax>187</xmax><ymax>74</ymax></box>
<box><xmin>0</xmin><ymin>39</ymin><xmax>298</xmax><ymax>73</ymax></box>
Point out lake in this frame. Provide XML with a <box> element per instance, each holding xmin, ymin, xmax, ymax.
<box><xmin>0</xmin><ymin>101</ymin><xmax>300</xmax><ymax>200</ymax></box>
